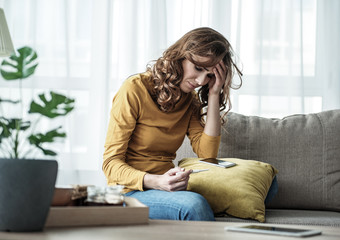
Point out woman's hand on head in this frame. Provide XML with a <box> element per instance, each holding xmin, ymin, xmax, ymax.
<box><xmin>143</xmin><ymin>167</ymin><xmax>192</xmax><ymax>192</ymax></box>
<box><xmin>203</xmin><ymin>60</ymin><xmax>225</xmax><ymax>136</ymax></box>
<box><xmin>209</xmin><ymin>60</ymin><xmax>227</xmax><ymax>95</ymax></box>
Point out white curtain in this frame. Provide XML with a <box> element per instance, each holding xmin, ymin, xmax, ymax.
<box><xmin>316</xmin><ymin>0</ymin><xmax>340</xmax><ymax>111</ymax></box>
<box><xmin>1</xmin><ymin>0</ymin><xmax>339</xmax><ymax>185</ymax></box>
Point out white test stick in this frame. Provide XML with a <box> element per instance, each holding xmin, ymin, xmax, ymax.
<box><xmin>176</xmin><ymin>169</ymin><xmax>209</xmax><ymax>175</ymax></box>
<box><xmin>191</xmin><ymin>169</ymin><xmax>209</xmax><ymax>173</ymax></box>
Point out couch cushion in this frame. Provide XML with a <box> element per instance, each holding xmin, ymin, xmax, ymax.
<box><xmin>179</xmin><ymin>158</ymin><xmax>277</xmax><ymax>222</ymax></box>
<box><xmin>219</xmin><ymin>110</ymin><xmax>340</xmax><ymax>212</ymax></box>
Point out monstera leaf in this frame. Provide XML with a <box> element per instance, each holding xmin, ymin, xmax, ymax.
<box><xmin>28</xmin><ymin>127</ymin><xmax>66</xmax><ymax>156</ymax></box>
<box><xmin>0</xmin><ymin>118</ymin><xmax>31</xmax><ymax>144</ymax></box>
<box><xmin>0</xmin><ymin>46</ymin><xmax>75</xmax><ymax>159</ymax></box>
<box><xmin>29</xmin><ymin>91</ymin><xmax>75</xmax><ymax>118</ymax></box>
<box><xmin>0</xmin><ymin>118</ymin><xmax>31</xmax><ymax>136</ymax></box>
<box><xmin>0</xmin><ymin>46</ymin><xmax>38</xmax><ymax>80</ymax></box>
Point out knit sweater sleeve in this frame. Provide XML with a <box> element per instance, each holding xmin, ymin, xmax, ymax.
<box><xmin>102</xmin><ymin>78</ymin><xmax>146</xmax><ymax>191</ymax></box>
<box><xmin>186</xmin><ymin>111</ymin><xmax>221</xmax><ymax>158</ymax></box>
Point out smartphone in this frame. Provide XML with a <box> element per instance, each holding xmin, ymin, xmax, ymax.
<box><xmin>198</xmin><ymin>158</ymin><xmax>236</xmax><ymax>168</ymax></box>
<box><xmin>225</xmin><ymin>225</ymin><xmax>322</xmax><ymax>237</ymax></box>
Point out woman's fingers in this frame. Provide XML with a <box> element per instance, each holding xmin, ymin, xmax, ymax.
<box><xmin>215</xmin><ymin>61</ymin><xmax>227</xmax><ymax>82</ymax></box>
<box><xmin>210</xmin><ymin>61</ymin><xmax>227</xmax><ymax>94</ymax></box>
<box><xmin>161</xmin><ymin>168</ymin><xmax>191</xmax><ymax>191</ymax></box>
<box><xmin>167</xmin><ymin>167</ymin><xmax>184</xmax><ymax>176</ymax></box>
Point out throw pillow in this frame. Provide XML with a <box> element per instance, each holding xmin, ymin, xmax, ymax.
<box><xmin>178</xmin><ymin>158</ymin><xmax>278</xmax><ymax>222</ymax></box>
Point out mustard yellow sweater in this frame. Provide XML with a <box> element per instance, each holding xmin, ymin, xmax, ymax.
<box><xmin>103</xmin><ymin>73</ymin><xmax>221</xmax><ymax>192</ymax></box>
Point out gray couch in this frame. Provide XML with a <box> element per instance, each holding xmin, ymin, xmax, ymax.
<box><xmin>175</xmin><ymin>110</ymin><xmax>340</xmax><ymax>226</ymax></box>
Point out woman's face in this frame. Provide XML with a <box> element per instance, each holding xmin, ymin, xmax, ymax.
<box><xmin>180</xmin><ymin>56</ymin><xmax>215</xmax><ymax>93</ymax></box>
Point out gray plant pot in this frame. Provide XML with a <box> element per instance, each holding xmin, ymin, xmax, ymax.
<box><xmin>0</xmin><ymin>159</ymin><xmax>58</xmax><ymax>232</ymax></box>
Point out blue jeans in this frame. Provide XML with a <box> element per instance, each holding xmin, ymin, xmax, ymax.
<box><xmin>125</xmin><ymin>190</ymin><xmax>215</xmax><ymax>221</ymax></box>
<box><xmin>265</xmin><ymin>176</ymin><xmax>278</xmax><ymax>204</ymax></box>
<box><xmin>125</xmin><ymin>176</ymin><xmax>278</xmax><ymax>221</ymax></box>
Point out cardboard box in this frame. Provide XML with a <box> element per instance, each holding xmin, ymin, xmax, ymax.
<box><xmin>45</xmin><ymin>197</ymin><xmax>149</xmax><ymax>227</ymax></box>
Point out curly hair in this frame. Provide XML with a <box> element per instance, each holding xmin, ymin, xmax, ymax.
<box><xmin>147</xmin><ymin>27</ymin><xmax>242</xmax><ymax>125</ymax></box>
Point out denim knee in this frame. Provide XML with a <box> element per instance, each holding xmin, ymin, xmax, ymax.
<box><xmin>177</xmin><ymin>192</ymin><xmax>215</xmax><ymax>221</ymax></box>
<box><xmin>125</xmin><ymin>190</ymin><xmax>215</xmax><ymax>221</ymax></box>
<box><xmin>265</xmin><ymin>176</ymin><xmax>278</xmax><ymax>204</ymax></box>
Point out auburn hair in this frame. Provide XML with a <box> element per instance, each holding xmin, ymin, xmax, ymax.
<box><xmin>147</xmin><ymin>27</ymin><xmax>242</xmax><ymax>125</ymax></box>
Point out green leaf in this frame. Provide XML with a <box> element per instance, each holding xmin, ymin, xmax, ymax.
<box><xmin>39</xmin><ymin>148</ymin><xmax>57</xmax><ymax>156</ymax></box>
<box><xmin>28</xmin><ymin>126</ymin><xmax>66</xmax><ymax>156</ymax></box>
<box><xmin>29</xmin><ymin>126</ymin><xmax>66</xmax><ymax>143</ymax></box>
<box><xmin>0</xmin><ymin>46</ymin><xmax>38</xmax><ymax>81</ymax></box>
<box><xmin>0</xmin><ymin>117</ymin><xmax>31</xmax><ymax>131</ymax></box>
<box><xmin>0</xmin><ymin>118</ymin><xmax>10</xmax><ymax>144</ymax></box>
<box><xmin>29</xmin><ymin>91</ymin><xmax>75</xmax><ymax>118</ymax></box>
<box><xmin>0</xmin><ymin>118</ymin><xmax>31</xmax><ymax>143</ymax></box>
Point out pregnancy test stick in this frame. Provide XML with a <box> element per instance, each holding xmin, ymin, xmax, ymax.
<box><xmin>191</xmin><ymin>169</ymin><xmax>209</xmax><ymax>173</ymax></box>
<box><xmin>176</xmin><ymin>169</ymin><xmax>209</xmax><ymax>176</ymax></box>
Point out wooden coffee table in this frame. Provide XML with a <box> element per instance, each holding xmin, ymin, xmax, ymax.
<box><xmin>0</xmin><ymin>220</ymin><xmax>339</xmax><ymax>240</ymax></box>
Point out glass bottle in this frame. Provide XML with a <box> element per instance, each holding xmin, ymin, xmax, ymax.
<box><xmin>86</xmin><ymin>186</ymin><xmax>107</xmax><ymax>206</ymax></box>
<box><xmin>86</xmin><ymin>185</ymin><xmax>125</xmax><ymax>206</ymax></box>
<box><xmin>105</xmin><ymin>185</ymin><xmax>125</xmax><ymax>206</ymax></box>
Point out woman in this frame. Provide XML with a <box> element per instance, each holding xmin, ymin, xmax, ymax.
<box><xmin>103</xmin><ymin>27</ymin><xmax>242</xmax><ymax>221</ymax></box>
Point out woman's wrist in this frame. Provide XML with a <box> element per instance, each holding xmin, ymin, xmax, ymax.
<box><xmin>207</xmin><ymin>92</ymin><xmax>220</xmax><ymax>108</ymax></box>
<box><xmin>143</xmin><ymin>173</ymin><xmax>160</xmax><ymax>190</ymax></box>
<box><xmin>204</xmin><ymin>93</ymin><xmax>221</xmax><ymax>136</ymax></box>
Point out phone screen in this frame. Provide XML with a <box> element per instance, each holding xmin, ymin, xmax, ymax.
<box><xmin>226</xmin><ymin>225</ymin><xmax>322</xmax><ymax>237</ymax></box>
<box><xmin>199</xmin><ymin>158</ymin><xmax>236</xmax><ymax>168</ymax></box>
<box><xmin>243</xmin><ymin>225</ymin><xmax>308</xmax><ymax>233</ymax></box>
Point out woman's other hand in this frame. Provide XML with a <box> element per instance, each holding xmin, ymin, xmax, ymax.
<box><xmin>209</xmin><ymin>60</ymin><xmax>227</xmax><ymax>95</ymax></box>
<box><xmin>143</xmin><ymin>167</ymin><xmax>192</xmax><ymax>192</ymax></box>
<box><xmin>204</xmin><ymin>60</ymin><xmax>226</xmax><ymax>137</ymax></box>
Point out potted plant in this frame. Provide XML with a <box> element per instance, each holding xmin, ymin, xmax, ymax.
<box><xmin>0</xmin><ymin>46</ymin><xmax>75</xmax><ymax>232</ymax></box>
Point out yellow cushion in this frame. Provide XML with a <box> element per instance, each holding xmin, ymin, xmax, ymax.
<box><xmin>178</xmin><ymin>158</ymin><xmax>278</xmax><ymax>222</ymax></box>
